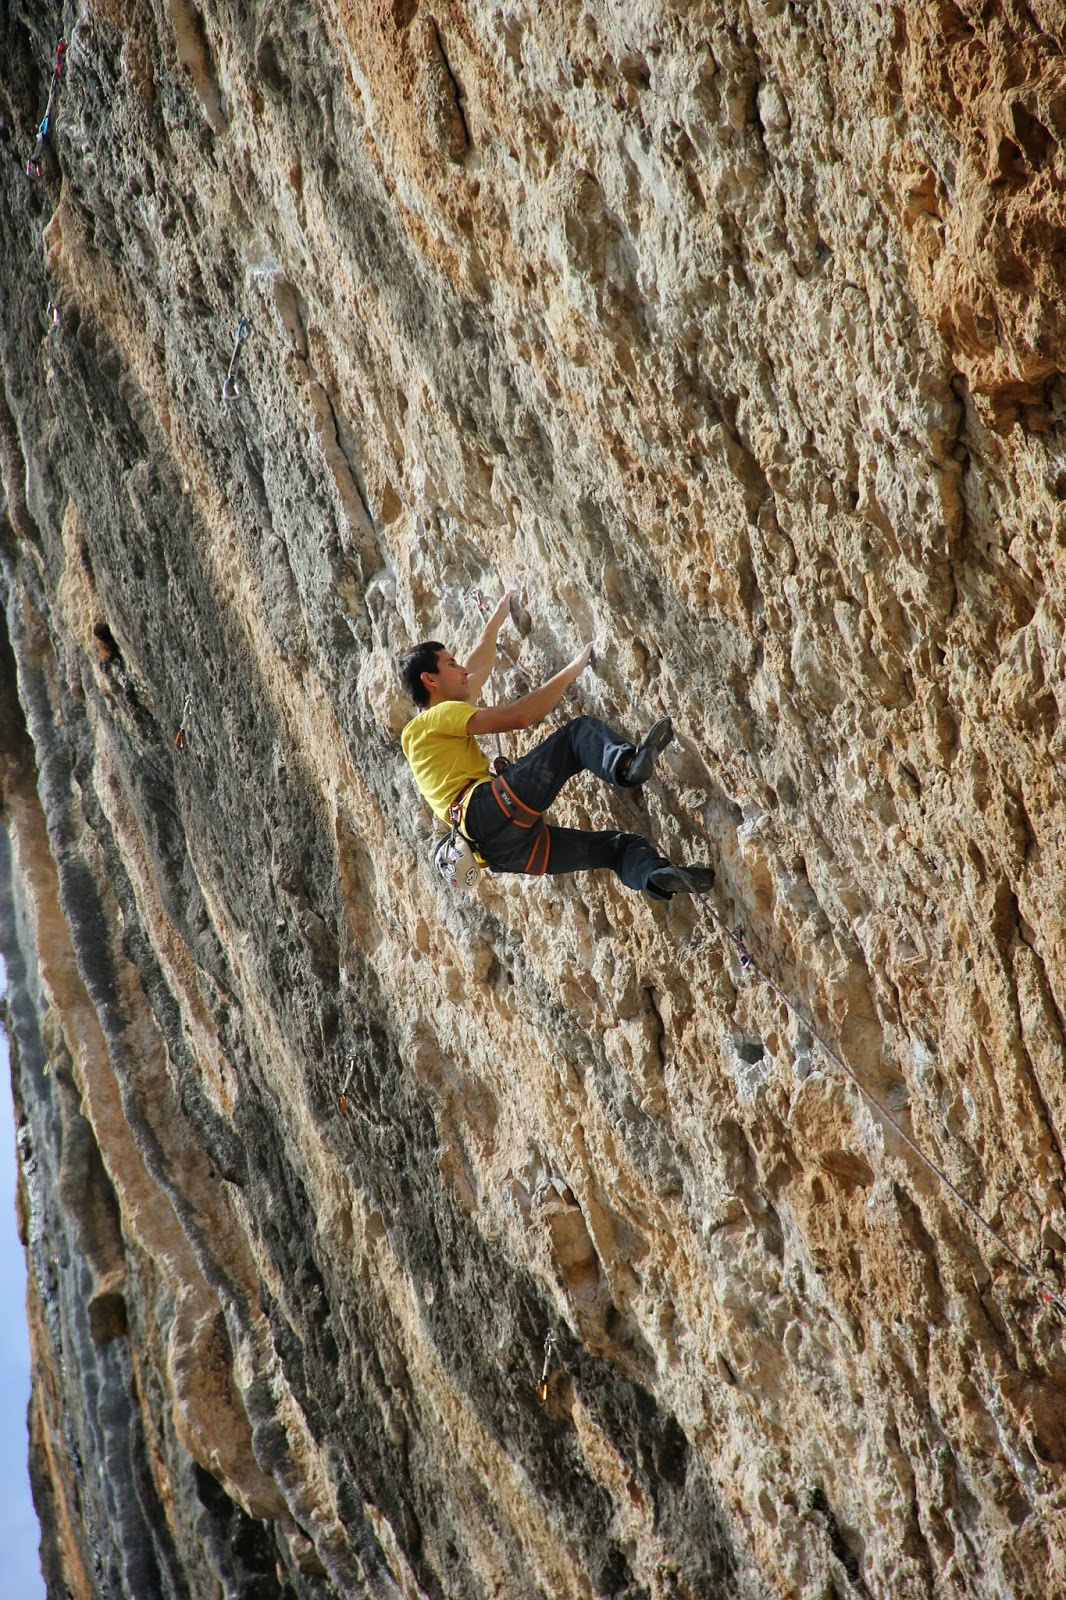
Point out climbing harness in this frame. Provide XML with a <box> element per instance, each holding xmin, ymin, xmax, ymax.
<box><xmin>490</xmin><ymin>773</ymin><xmax>550</xmax><ymax>875</ymax></box>
<box><xmin>696</xmin><ymin>900</ymin><xmax>1066</xmax><ymax>1319</ymax></box>
<box><xmin>534</xmin><ymin>1329</ymin><xmax>558</xmax><ymax>1402</ymax></box>
<box><xmin>174</xmin><ymin>692</ymin><xmax>193</xmax><ymax>751</ymax></box>
<box><xmin>221</xmin><ymin>317</ymin><xmax>251</xmax><ymax>400</ymax></box>
<box><xmin>434</xmin><ymin>776</ymin><xmax>551</xmax><ymax>891</ymax></box>
<box><xmin>26</xmin><ymin>39</ymin><xmax>66</xmax><ymax>178</ymax></box>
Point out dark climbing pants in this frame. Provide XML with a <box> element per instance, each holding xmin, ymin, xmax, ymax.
<box><xmin>464</xmin><ymin>716</ymin><xmax>673</xmax><ymax>896</ymax></box>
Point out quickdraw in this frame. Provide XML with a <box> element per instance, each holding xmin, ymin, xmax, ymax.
<box><xmin>335</xmin><ymin>1055</ymin><xmax>392</xmax><ymax>1132</ymax></box>
<box><xmin>339</xmin><ymin>1058</ymin><xmax>354</xmax><ymax>1116</ymax></box>
<box><xmin>222</xmin><ymin>317</ymin><xmax>251</xmax><ymax>400</ymax></box>
<box><xmin>534</xmin><ymin>1330</ymin><xmax>558</xmax><ymax>1402</ymax></box>
<box><xmin>26</xmin><ymin>39</ymin><xmax>66</xmax><ymax>179</ymax></box>
<box><xmin>174</xmin><ymin>692</ymin><xmax>193</xmax><ymax>751</ymax></box>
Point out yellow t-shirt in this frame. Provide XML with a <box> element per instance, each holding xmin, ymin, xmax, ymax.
<box><xmin>400</xmin><ymin>701</ymin><xmax>491</xmax><ymax>824</ymax></box>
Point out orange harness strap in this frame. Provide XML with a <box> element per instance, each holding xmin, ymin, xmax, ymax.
<box><xmin>490</xmin><ymin>773</ymin><xmax>540</xmax><ymax>828</ymax></box>
<box><xmin>523</xmin><ymin>826</ymin><xmax>550</xmax><ymax>876</ymax></box>
<box><xmin>490</xmin><ymin>774</ymin><xmax>551</xmax><ymax>875</ymax></box>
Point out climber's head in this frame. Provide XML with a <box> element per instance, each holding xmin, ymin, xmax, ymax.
<box><xmin>399</xmin><ymin>642</ymin><xmax>470</xmax><ymax>708</ymax></box>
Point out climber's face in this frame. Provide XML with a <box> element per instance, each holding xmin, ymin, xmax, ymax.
<box><xmin>420</xmin><ymin>648</ymin><xmax>471</xmax><ymax>704</ymax></box>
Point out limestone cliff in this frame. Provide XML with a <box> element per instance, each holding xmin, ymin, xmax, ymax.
<box><xmin>2</xmin><ymin>2</ymin><xmax>1066</xmax><ymax>1596</ymax></box>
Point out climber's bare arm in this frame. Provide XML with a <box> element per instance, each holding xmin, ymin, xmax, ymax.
<box><xmin>467</xmin><ymin>644</ymin><xmax>594</xmax><ymax>735</ymax></box>
<box><xmin>463</xmin><ymin>590</ymin><xmax>516</xmax><ymax>699</ymax></box>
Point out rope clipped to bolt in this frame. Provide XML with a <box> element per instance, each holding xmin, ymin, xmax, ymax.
<box><xmin>700</xmin><ymin>903</ymin><xmax>1066</xmax><ymax>1319</ymax></box>
<box><xmin>26</xmin><ymin>39</ymin><xmax>66</xmax><ymax>178</ymax></box>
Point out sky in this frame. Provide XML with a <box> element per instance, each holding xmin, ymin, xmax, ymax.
<box><xmin>0</xmin><ymin>1003</ymin><xmax>47</xmax><ymax>1599</ymax></box>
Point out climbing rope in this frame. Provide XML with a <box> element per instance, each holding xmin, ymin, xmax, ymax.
<box><xmin>26</xmin><ymin>39</ymin><xmax>66</xmax><ymax>178</ymax></box>
<box><xmin>697</xmin><ymin>901</ymin><xmax>1066</xmax><ymax>1319</ymax></box>
<box><xmin>221</xmin><ymin>317</ymin><xmax>251</xmax><ymax>400</ymax></box>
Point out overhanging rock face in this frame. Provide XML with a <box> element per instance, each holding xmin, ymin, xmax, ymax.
<box><xmin>2</xmin><ymin>3</ymin><xmax>1066</xmax><ymax>1596</ymax></box>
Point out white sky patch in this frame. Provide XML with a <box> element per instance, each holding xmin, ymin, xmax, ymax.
<box><xmin>0</xmin><ymin>959</ymin><xmax>46</xmax><ymax>1598</ymax></box>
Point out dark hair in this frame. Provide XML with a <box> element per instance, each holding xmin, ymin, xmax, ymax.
<box><xmin>398</xmin><ymin>641</ymin><xmax>445</xmax><ymax>708</ymax></box>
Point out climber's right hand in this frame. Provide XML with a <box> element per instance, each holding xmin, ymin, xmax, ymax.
<box><xmin>569</xmin><ymin>642</ymin><xmax>595</xmax><ymax>677</ymax></box>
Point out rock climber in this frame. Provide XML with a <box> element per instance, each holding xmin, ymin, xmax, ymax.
<box><xmin>398</xmin><ymin>590</ymin><xmax>715</xmax><ymax>899</ymax></box>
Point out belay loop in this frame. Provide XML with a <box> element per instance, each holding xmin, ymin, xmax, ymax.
<box><xmin>26</xmin><ymin>39</ymin><xmax>66</xmax><ymax>178</ymax></box>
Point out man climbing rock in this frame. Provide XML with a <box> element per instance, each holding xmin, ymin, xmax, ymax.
<box><xmin>398</xmin><ymin>591</ymin><xmax>715</xmax><ymax>899</ymax></box>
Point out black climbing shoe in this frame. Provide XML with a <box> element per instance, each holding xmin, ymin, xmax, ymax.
<box><xmin>622</xmin><ymin>716</ymin><xmax>673</xmax><ymax>786</ymax></box>
<box><xmin>647</xmin><ymin>864</ymin><xmax>715</xmax><ymax>896</ymax></box>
